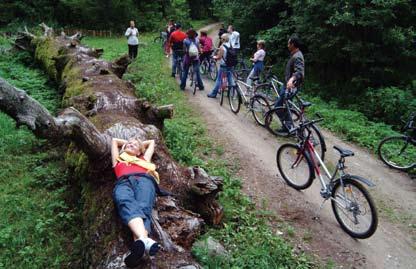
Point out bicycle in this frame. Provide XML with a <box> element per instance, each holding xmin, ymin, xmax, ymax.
<box><xmin>229</xmin><ymin>75</ymin><xmax>273</xmax><ymax>126</ymax></box>
<box><xmin>218</xmin><ymin>69</ymin><xmax>238</xmax><ymax>106</ymax></box>
<box><xmin>377</xmin><ymin>113</ymin><xmax>416</xmax><ymax>171</ymax></box>
<box><xmin>188</xmin><ymin>61</ymin><xmax>203</xmax><ymax>95</ymax></box>
<box><xmin>200</xmin><ymin>51</ymin><xmax>218</xmax><ymax>81</ymax></box>
<box><xmin>276</xmin><ymin>117</ymin><xmax>378</xmax><ymax>239</ymax></box>
<box><xmin>153</xmin><ymin>31</ymin><xmax>167</xmax><ymax>49</ymax></box>
<box><xmin>173</xmin><ymin>50</ymin><xmax>184</xmax><ymax>79</ymax></box>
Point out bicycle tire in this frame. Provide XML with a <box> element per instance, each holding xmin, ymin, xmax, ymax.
<box><xmin>250</xmin><ymin>94</ymin><xmax>270</xmax><ymax>126</ymax></box>
<box><xmin>228</xmin><ymin>85</ymin><xmax>241</xmax><ymax>114</ymax></box>
<box><xmin>265</xmin><ymin>106</ymin><xmax>300</xmax><ymax>136</ymax></box>
<box><xmin>220</xmin><ymin>87</ymin><xmax>225</xmax><ymax>106</ymax></box>
<box><xmin>209</xmin><ymin>61</ymin><xmax>218</xmax><ymax>81</ymax></box>
<box><xmin>309</xmin><ymin>124</ymin><xmax>327</xmax><ymax>162</ymax></box>
<box><xmin>276</xmin><ymin>143</ymin><xmax>314</xmax><ymax>190</ymax></box>
<box><xmin>331</xmin><ymin>177</ymin><xmax>378</xmax><ymax>239</ymax></box>
<box><xmin>255</xmin><ymin>83</ymin><xmax>278</xmax><ymax>101</ymax></box>
<box><xmin>377</xmin><ymin>136</ymin><xmax>416</xmax><ymax>171</ymax></box>
<box><xmin>153</xmin><ymin>36</ymin><xmax>163</xmax><ymax>43</ymax></box>
<box><xmin>200</xmin><ymin>61</ymin><xmax>207</xmax><ymax>75</ymax></box>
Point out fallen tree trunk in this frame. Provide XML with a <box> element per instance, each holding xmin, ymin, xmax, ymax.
<box><xmin>1</xmin><ymin>25</ymin><xmax>224</xmax><ymax>268</ymax></box>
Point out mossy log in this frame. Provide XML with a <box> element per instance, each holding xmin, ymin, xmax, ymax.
<box><xmin>1</xmin><ymin>25</ymin><xmax>224</xmax><ymax>268</ymax></box>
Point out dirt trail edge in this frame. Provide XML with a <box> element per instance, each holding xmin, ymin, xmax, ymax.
<box><xmin>170</xmin><ymin>23</ymin><xmax>416</xmax><ymax>268</ymax></box>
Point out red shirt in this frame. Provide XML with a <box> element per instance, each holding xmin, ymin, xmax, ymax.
<box><xmin>114</xmin><ymin>157</ymin><xmax>148</xmax><ymax>178</ymax></box>
<box><xmin>169</xmin><ymin>30</ymin><xmax>186</xmax><ymax>50</ymax></box>
<box><xmin>200</xmin><ymin>36</ymin><xmax>213</xmax><ymax>52</ymax></box>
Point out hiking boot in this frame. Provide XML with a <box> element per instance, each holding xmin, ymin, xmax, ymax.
<box><xmin>207</xmin><ymin>93</ymin><xmax>217</xmax><ymax>98</ymax></box>
<box><xmin>124</xmin><ymin>240</ymin><xmax>145</xmax><ymax>268</ymax></box>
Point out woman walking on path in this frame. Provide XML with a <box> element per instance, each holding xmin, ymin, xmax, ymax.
<box><xmin>111</xmin><ymin>137</ymin><xmax>160</xmax><ymax>267</ymax></box>
<box><xmin>180</xmin><ymin>29</ymin><xmax>204</xmax><ymax>91</ymax></box>
<box><xmin>207</xmin><ymin>33</ymin><xmax>236</xmax><ymax>98</ymax></box>
<box><xmin>246</xmin><ymin>40</ymin><xmax>266</xmax><ymax>86</ymax></box>
<box><xmin>125</xmin><ymin>20</ymin><xmax>139</xmax><ymax>59</ymax></box>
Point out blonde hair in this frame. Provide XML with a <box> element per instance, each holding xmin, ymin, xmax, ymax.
<box><xmin>257</xmin><ymin>40</ymin><xmax>266</xmax><ymax>49</ymax></box>
<box><xmin>121</xmin><ymin>137</ymin><xmax>145</xmax><ymax>156</ymax></box>
<box><xmin>221</xmin><ymin>33</ymin><xmax>229</xmax><ymax>42</ymax></box>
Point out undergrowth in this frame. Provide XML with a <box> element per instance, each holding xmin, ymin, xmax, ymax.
<box><xmin>84</xmin><ymin>34</ymin><xmax>312</xmax><ymax>268</ymax></box>
<box><xmin>0</xmin><ymin>35</ymin><xmax>81</xmax><ymax>268</ymax></box>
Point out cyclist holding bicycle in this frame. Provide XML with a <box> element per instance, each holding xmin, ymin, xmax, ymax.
<box><xmin>168</xmin><ymin>23</ymin><xmax>186</xmax><ymax>77</ymax></box>
<box><xmin>275</xmin><ymin>34</ymin><xmax>305</xmax><ymax>135</ymax></box>
<box><xmin>180</xmin><ymin>29</ymin><xmax>204</xmax><ymax>91</ymax></box>
<box><xmin>199</xmin><ymin>31</ymin><xmax>213</xmax><ymax>63</ymax></box>
<box><xmin>207</xmin><ymin>33</ymin><xmax>237</xmax><ymax>98</ymax></box>
<box><xmin>246</xmin><ymin>40</ymin><xmax>266</xmax><ymax>86</ymax></box>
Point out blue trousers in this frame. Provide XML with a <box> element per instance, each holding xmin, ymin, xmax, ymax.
<box><xmin>180</xmin><ymin>60</ymin><xmax>204</xmax><ymax>89</ymax></box>
<box><xmin>209</xmin><ymin>65</ymin><xmax>235</xmax><ymax>95</ymax></box>
<box><xmin>113</xmin><ymin>176</ymin><xmax>156</xmax><ymax>233</ymax></box>
<box><xmin>172</xmin><ymin>50</ymin><xmax>183</xmax><ymax>75</ymax></box>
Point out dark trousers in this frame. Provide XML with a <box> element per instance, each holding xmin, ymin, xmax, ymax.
<box><xmin>128</xmin><ymin>44</ymin><xmax>138</xmax><ymax>59</ymax></box>
<box><xmin>274</xmin><ymin>86</ymin><xmax>298</xmax><ymax>130</ymax></box>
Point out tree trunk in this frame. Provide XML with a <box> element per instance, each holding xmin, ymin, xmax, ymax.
<box><xmin>1</xmin><ymin>25</ymin><xmax>224</xmax><ymax>268</ymax></box>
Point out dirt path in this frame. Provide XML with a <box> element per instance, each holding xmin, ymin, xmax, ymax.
<box><xmin>170</xmin><ymin>23</ymin><xmax>416</xmax><ymax>268</ymax></box>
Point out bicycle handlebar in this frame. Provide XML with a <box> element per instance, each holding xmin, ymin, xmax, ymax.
<box><xmin>289</xmin><ymin>115</ymin><xmax>324</xmax><ymax>135</ymax></box>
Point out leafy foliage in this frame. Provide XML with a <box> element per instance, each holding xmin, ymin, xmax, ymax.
<box><xmin>0</xmin><ymin>42</ymin><xmax>81</xmax><ymax>268</ymax></box>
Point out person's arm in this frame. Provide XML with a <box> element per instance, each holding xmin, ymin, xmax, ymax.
<box><xmin>287</xmin><ymin>55</ymin><xmax>304</xmax><ymax>89</ymax></box>
<box><xmin>125</xmin><ymin>28</ymin><xmax>131</xmax><ymax>37</ymax></box>
<box><xmin>142</xmin><ymin>140</ymin><xmax>155</xmax><ymax>162</ymax></box>
<box><xmin>214</xmin><ymin>46</ymin><xmax>224</xmax><ymax>61</ymax></box>
<box><xmin>111</xmin><ymin>138</ymin><xmax>127</xmax><ymax>167</ymax></box>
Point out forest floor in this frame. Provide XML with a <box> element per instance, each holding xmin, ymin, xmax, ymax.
<box><xmin>169</xmin><ymin>23</ymin><xmax>416</xmax><ymax>268</ymax></box>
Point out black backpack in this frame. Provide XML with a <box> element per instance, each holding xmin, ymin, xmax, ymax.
<box><xmin>223</xmin><ymin>44</ymin><xmax>238</xmax><ymax>67</ymax></box>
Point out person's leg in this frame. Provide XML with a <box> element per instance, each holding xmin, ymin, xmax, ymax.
<box><xmin>194</xmin><ymin>61</ymin><xmax>204</xmax><ymax>89</ymax></box>
<box><xmin>246</xmin><ymin>67</ymin><xmax>256</xmax><ymax>86</ymax></box>
<box><xmin>208</xmin><ymin>66</ymin><xmax>224</xmax><ymax>96</ymax></box>
<box><xmin>226</xmin><ymin>67</ymin><xmax>235</xmax><ymax>87</ymax></box>
<box><xmin>132</xmin><ymin>45</ymin><xmax>138</xmax><ymax>59</ymax></box>
<box><xmin>172</xmin><ymin>51</ymin><xmax>177</xmax><ymax>76</ymax></box>
<box><xmin>128</xmin><ymin>45</ymin><xmax>133</xmax><ymax>59</ymax></box>
<box><xmin>180</xmin><ymin>62</ymin><xmax>190</xmax><ymax>90</ymax></box>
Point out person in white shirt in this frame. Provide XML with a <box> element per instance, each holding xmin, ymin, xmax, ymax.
<box><xmin>247</xmin><ymin>40</ymin><xmax>266</xmax><ymax>86</ymax></box>
<box><xmin>125</xmin><ymin>20</ymin><xmax>139</xmax><ymax>59</ymax></box>
<box><xmin>227</xmin><ymin>25</ymin><xmax>240</xmax><ymax>51</ymax></box>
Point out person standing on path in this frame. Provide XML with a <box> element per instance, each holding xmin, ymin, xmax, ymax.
<box><xmin>164</xmin><ymin>19</ymin><xmax>175</xmax><ymax>57</ymax></box>
<box><xmin>274</xmin><ymin>34</ymin><xmax>305</xmax><ymax>134</ymax></box>
<box><xmin>199</xmin><ymin>30</ymin><xmax>213</xmax><ymax>63</ymax></box>
<box><xmin>168</xmin><ymin>23</ymin><xmax>187</xmax><ymax>77</ymax></box>
<box><xmin>125</xmin><ymin>21</ymin><xmax>139</xmax><ymax>60</ymax></box>
<box><xmin>246</xmin><ymin>40</ymin><xmax>266</xmax><ymax>86</ymax></box>
<box><xmin>207</xmin><ymin>33</ymin><xmax>236</xmax><ymax>98</ymax></box>
<box><xmin>227</xmin><ymin>25</ymin><xmax>240</xmax><ymax>53</ymax></box>
<box><xmin>180</xmin><ymin>29</ymin><xmax>204</xmax><ymax>91</ymax></box>
<box><xmin>217</xmin><ymin>24</ymin><xmax>226</xmax><ymax>47</ymax></box>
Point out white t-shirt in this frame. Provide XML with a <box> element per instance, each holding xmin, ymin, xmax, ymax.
<box><xmin>253</xmin><ymin>49</ymin><xmax>266</xmax><ymax>62</ymax></box>
<box><xmin>229</xmin><ymin>31</ymin><xmax>240</xmax><ymax>49</ymax></box>
<box><xmin>125</xmin><ymin>27</ymin><xmax>139</xmax><ymax>45</ymax></box>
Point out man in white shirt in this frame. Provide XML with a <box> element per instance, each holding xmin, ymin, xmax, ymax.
<box><xmin>227</xmin><ymin>25</ymin><xmax>240</xmax><ymax>51</ymax></box>
<box><xmin>125</xmin><ymin>20</ymin><xmax>139</xmax><ymax>59</ymax></box>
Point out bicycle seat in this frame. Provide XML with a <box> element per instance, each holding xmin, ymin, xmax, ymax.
<box><xmin>301</xmin><ymin>101</ymin><xmax>312</xmax><ymax>108</ymax></box>
<box><xmin>333</xmin><ymin>146</ymin><xmax>354</xmax><ymax>157</ymax></box>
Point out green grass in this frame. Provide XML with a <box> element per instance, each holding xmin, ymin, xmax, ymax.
<box><xmin>0</xmin><ymin>36</ymin><xmax>81</xmax><ymax>268</ymax></box>
<box><xmin>83</xmin><ymin>34</ymin><xmax>313</xmax><ymax>268</ymax></box>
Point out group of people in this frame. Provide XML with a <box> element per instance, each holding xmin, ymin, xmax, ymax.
<box><xmin>116</xmin><ymin>20</ymin><xmax>305</xmax><ymax>268</ymax></box>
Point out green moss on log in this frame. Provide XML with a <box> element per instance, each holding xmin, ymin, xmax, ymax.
<box><xmin>33</xmin><ymin>37</ymin><xmax>60</xmax><ymax>81</ymax></box>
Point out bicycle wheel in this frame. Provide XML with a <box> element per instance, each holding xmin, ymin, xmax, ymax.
<box><xmin>228</xmin><ymin>85</ymin><xmax>241</xmax><ymax>114</ymax></box>
<box><xmin>250</xmin><ymin>94</ymin><xmax>270</xmax><ymax>126</ymax></box>
<box><xmin>276</xmin><ymin>143</ymin><xmax>314</xmax><ymax>190</ymax></box>
<box><xmin>153</xmin><ymin>36</ymin><xmax>162</xmax><ymax>43</ymax></box>
<box><xmin>377</xmin><ymin>136</ymin><xmax>416</xmax><ymax>171</ymax></box>
<box><xmin>209</xmin><ymin>60</ymin><xmax>218</xmax><ymax>81</ymax></box>
<box><xmin>255</xmin><ymin>84</ymin><xmax>277</xmax><ymax>101</ymax></box>
<box><xmin>265</xmin><ymin>107</ymin><xmax>300</xmax><ymax>136</ymax></box>
<box><xmin>331</xmin><ymin>177</ymin><xmax>378</xmax><ymax>239</ymax></box>
<box><xmin>200</xmin><ymin>61</ymin><xmax>207</xmax><ymax>75</ymax></box>
<box><xmin>220</xmin><ymin>87</ymin><xmax>225</xmax><ymax>106</ymax></box>
<box><xmin>308</xmin><ymin>124</ymin><xmax>327</xmax><ymax>162</ymax></box>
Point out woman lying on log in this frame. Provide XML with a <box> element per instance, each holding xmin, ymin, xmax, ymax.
<box><xmin>111</xmin><ymin>137</ymin><xmax>161</xmax><ymax>267</ymax></box>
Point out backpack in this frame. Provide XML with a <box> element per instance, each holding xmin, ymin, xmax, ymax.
<box><xmin>223</xmin><ymin>45</ymin><xmax>238</xmax><ymax>67</ymax></box>
<box><xmin>188</xmin><ymin>40</ymin><xmax>199</xmax><ymax>57</ymax></box>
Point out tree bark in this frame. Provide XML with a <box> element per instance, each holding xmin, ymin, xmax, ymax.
<box><xmin>1</xmin><ymin>25</ymin><xmax>224</xmax><ymax>268</ymax></box>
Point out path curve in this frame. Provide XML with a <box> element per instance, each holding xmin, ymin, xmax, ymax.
<box><xmin>171</xmin><ymin>23</ymin><xmax>416</xmax><ymax>268</ymax></box>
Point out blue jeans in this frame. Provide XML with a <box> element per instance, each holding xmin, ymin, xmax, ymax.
<box><xmin>209</xmin><ymin>65</ymin><xmax>235</xmax><ymax>95</ymax></box>
<box><xmin>180</xmin><ymin>59</ymin><xmax>204</xmax><ymax>89</ymax></box>
<box><xmin>113</xmin><ymin>175</ymin><xmax>156</xmax><ymax>233</ymax></box>
<box><xmin>172</xmin><ymin>50</ymin><xmax>184</xmax><ymax>75</ymax></box>
<box><xmin>246</xmin><ymin>61</ymin><xmax>264</xmax><ymax>85</ymax></box>
<box><xmin>274</xmin><ymin>86</ymin><xmax>298</xmax><ymax>129</ymax></box>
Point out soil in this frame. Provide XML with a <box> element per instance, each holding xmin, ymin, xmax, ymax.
<box><xmin>169</xmin><ymin>23</ymin><xmax>416</xmax><ymax>268</ymax></box>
